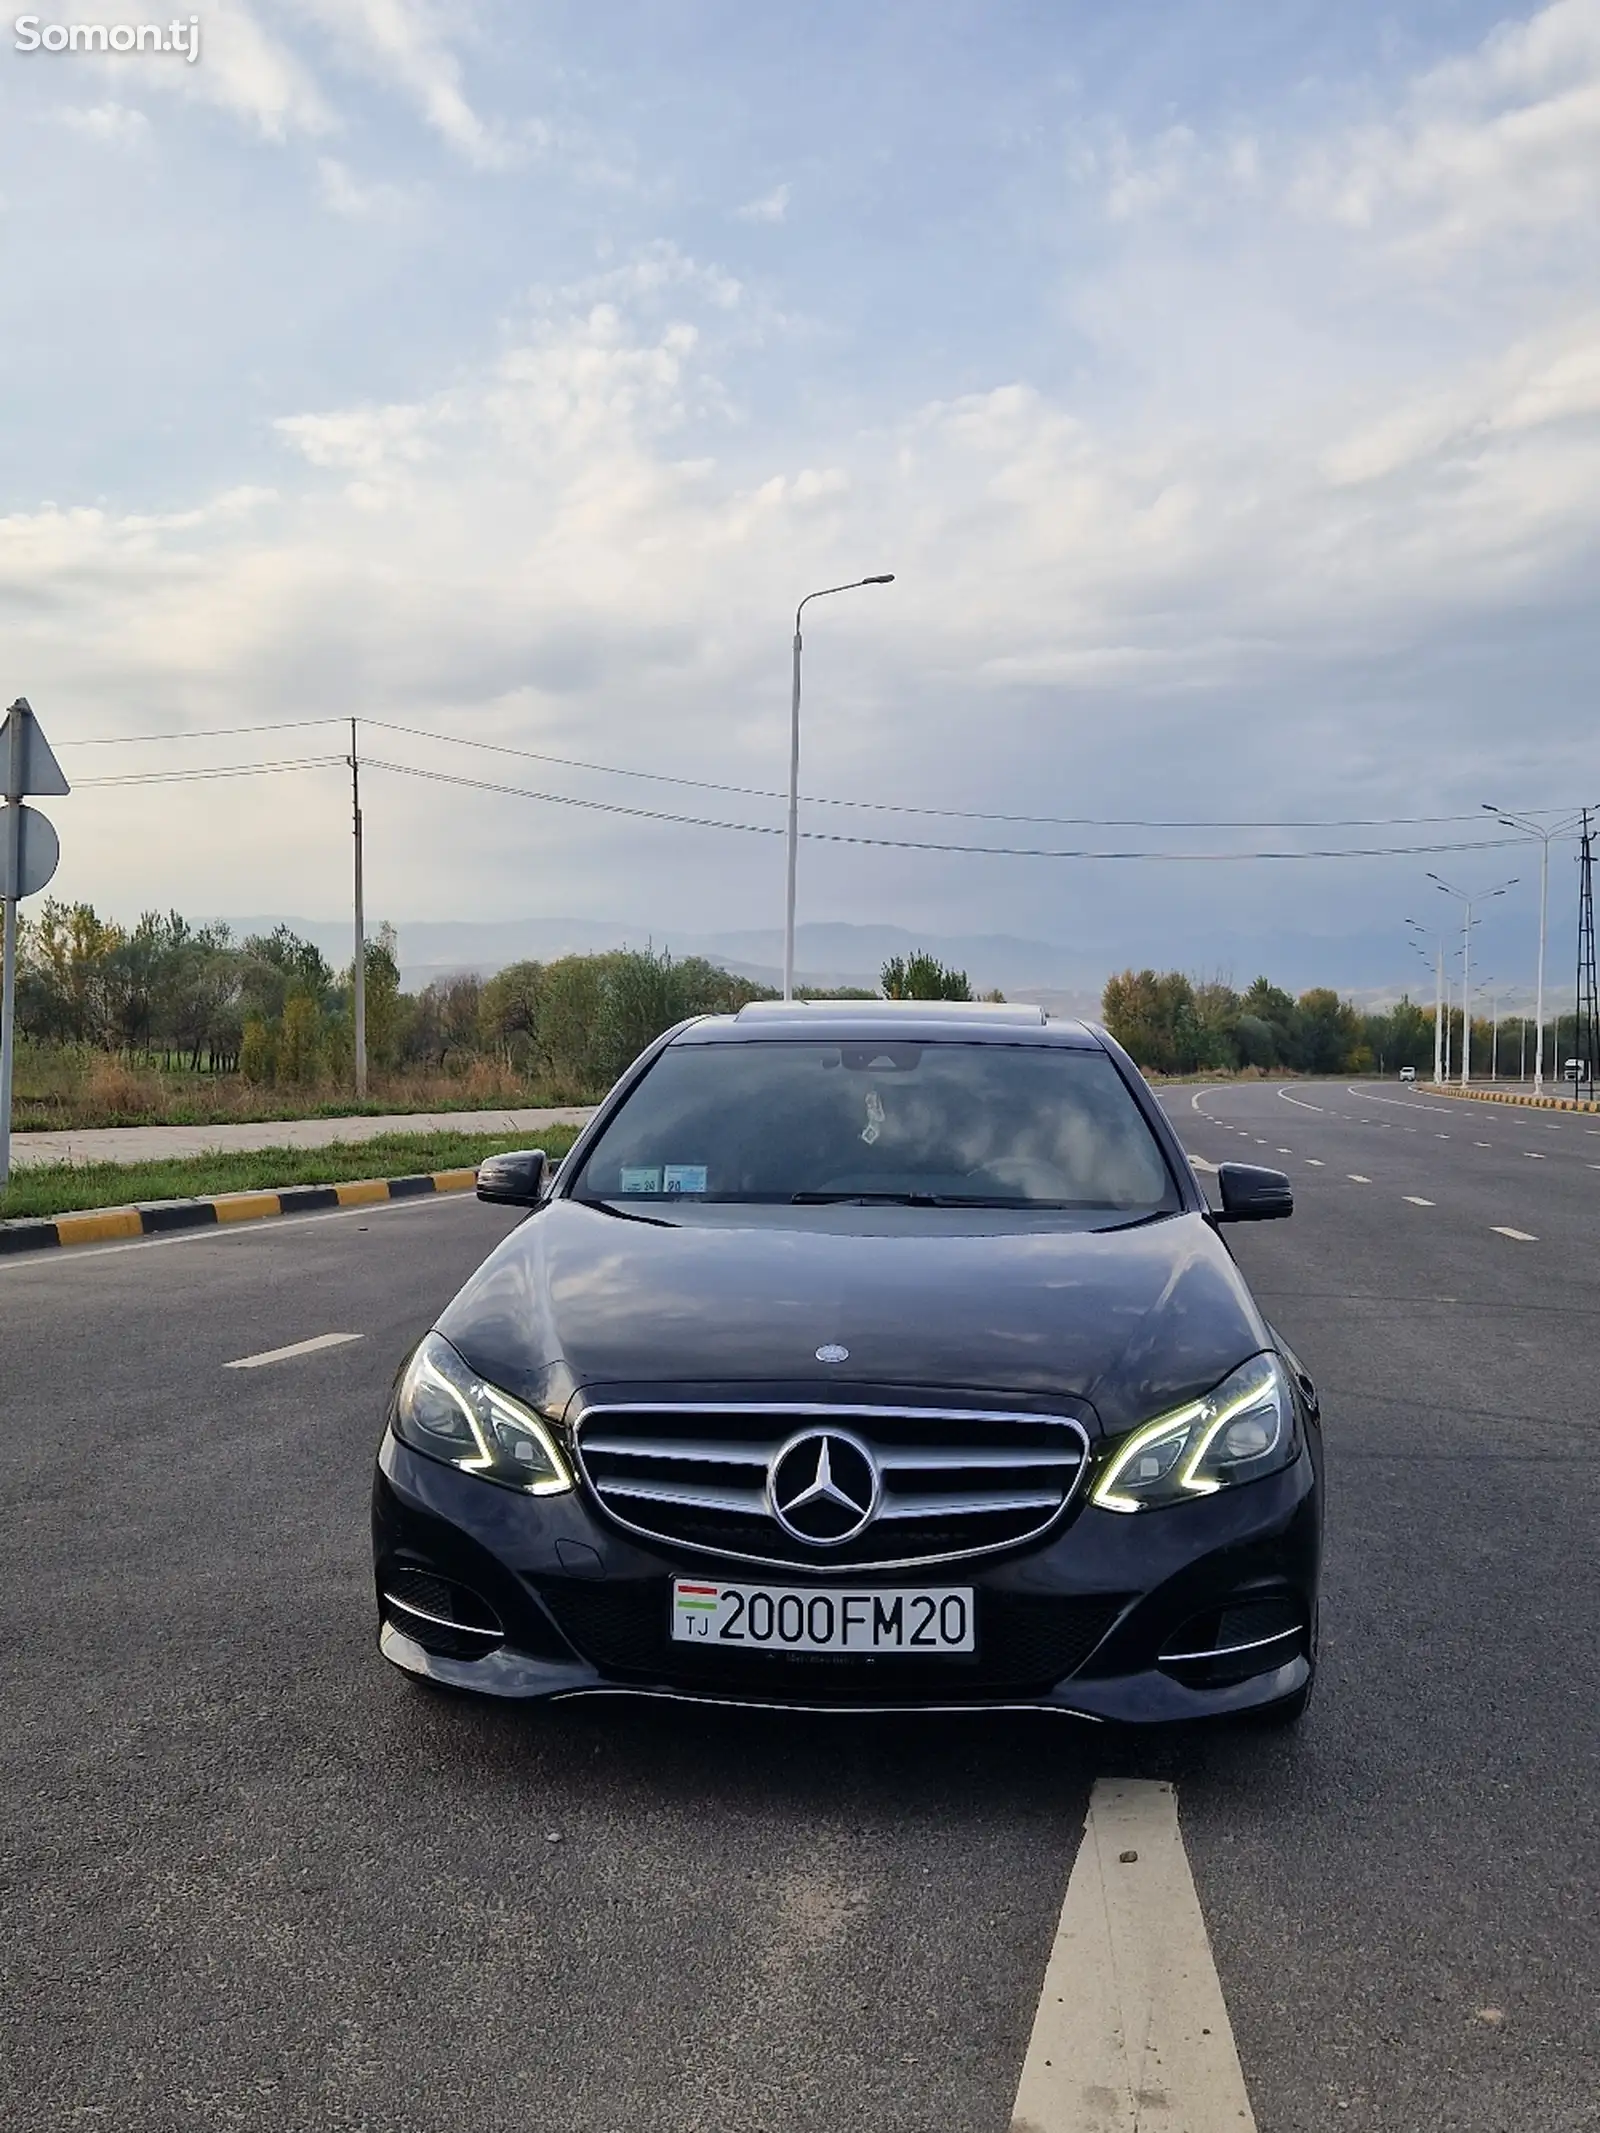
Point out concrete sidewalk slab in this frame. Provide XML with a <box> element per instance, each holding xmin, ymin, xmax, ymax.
<box><xmin>8</xmin><ymin>1107</ymin><xmax>597</xmax><ymax>1170</ymax></box>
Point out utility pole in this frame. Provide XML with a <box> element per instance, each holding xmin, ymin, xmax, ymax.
<box><xmin>1575</xmin><ymin>810</ymin><xmax>1597</xmax><ymax>1096</ymax></box>
<box><xmin>1434</xmin><ymin>939</ymin><xmax>1444</xmax><ymax>1085</ymax></box>
<box><xmin>350</xmin><ymin>718</ymin><xmax>367</xmax><ymax>1099</ymax></box>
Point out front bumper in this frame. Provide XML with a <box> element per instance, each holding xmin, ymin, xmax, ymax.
<box><xmin>372</xmin><ymin>1429</ymin><xmax>1320</xmax><ymax>1724</ymax></box>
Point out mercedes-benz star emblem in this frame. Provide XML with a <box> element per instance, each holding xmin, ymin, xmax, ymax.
<box><xmin>767</xmin><ymin>1429</ymin><xmax>880</xmax><ymax>1547</ymax></box>
<box><xmin>815</xmin><ymin>1343</ymin><xmax>849</xmax><ymax>1364</ymax></box>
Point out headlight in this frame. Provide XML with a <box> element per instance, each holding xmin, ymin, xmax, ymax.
<box><xmin>1091</xmin><ymin>1352</ymin><xmax>1298</xmax><ymax>1514</ymax></box>
<box><xmin>392</xmin><ymin>1331</ymin><xmax>572</xmax><ymax>1496</ymax></box>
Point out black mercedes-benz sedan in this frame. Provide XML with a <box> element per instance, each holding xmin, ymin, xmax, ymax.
<box><xmin>372</xmin><ymin>1002</ymin><xmax>1321</xmax><ymax>1725</ymax></box>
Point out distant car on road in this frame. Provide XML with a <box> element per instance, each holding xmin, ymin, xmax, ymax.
<box><xmin>1399</xmin><ymin>1065</ymin><xmax>1417</xmax><ymax>1083</ymax></box>
<box><xmin>372</xmin><ymin>1002</ymin><xmax>1323</xmax><ymax>1727</ymax></box>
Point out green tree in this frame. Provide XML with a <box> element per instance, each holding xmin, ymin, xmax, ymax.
<box><xmin>1295</xmin><ymin>988</ymin><xmax>1362</xmax><ymax>1074</ymax></box>
<box><xmin>880</xmin><ymin>952</ymin><xmax>972</xmax><ymax>1000</ymax></box>
<box><xmin>277</xmin><ymin>994</ymin><xmax>322</xmax><ymax>1085</ymax></box>
<box><xmin>1101</xmin><ymin>969</ymin><xmax>1196</xmax><ymax>1072</ymax></box>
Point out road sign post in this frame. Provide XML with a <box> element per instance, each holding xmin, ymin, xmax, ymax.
<box><xmin>0</xmin><ymin>698</ymin><xmax>69</xmax><ymax>1188</ymax></box>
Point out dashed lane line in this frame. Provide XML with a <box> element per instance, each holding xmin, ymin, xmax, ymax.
<box><xmin>1188</xmin><ymin>1157</ymin><xmax>1219</xmax><ymax>1174</ymax></box>
<box><xmin>1524</xmin><ymin>1152</ymin><xmax>1547</xmax><ymax>1159</ymax></box>
<box><xmin>1492</xmin><ymin>1227</ymin><xmax>1538</xmax><ymax>1242</ymax></box>
<box><xmin>1348</xmin><ymin>1174</ymin><xmax>1372</xmax><ymax>1183</ymax></box>
<box><xmin>1008</xmin><ymin>1780</ymin><xmax>1256</xmax><ymax>2133</ymax></box>
<box><xmin>1305</xmin><ymin>1159</ymin><xmax>1325</xmax><ymax>1167</ymax></box>
<box><xmin>224</xmin><ymin>1332</ymin><xmax>364</xmax><ymax>1370</ymax></box>
<box><xmin>1403</xmin><ymin>1196</ymin><xmax>1435</xmax><ymax>1206</ymax></box>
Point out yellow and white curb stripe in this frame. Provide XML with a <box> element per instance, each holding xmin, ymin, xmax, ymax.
<box><xmin>0</xmin><ymin>1167</ymin><xmax>479</xmax><ymax>1259</ymax></box>
<box><xmin>1428</xmin><ymin>1083</ymin><xmax>1600</xmax><ymax>1113</ymax></box>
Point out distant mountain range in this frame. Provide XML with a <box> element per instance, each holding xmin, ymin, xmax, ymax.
<box><xmin>209</xmin><ymin>913</ymin><xmax>1532</xmax><ymax>1015</ymax></box>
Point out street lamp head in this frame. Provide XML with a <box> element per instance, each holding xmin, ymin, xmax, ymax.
<box><xmin>861</xmin><ymin>574</ymin><xmax>895</xmax><ymax>585</ymax></box>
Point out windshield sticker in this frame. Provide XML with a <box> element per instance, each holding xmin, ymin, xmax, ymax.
<box><xmin>619</xmin><ymin>1166</ymin><xmax>663</xmax><ymax>1193</ymax></box>
<box><xmin>860</xmin><ymin>1089</ymin><xmax>885</xmax><ymax>1146</ymax></box>
<box><xmin>663</xmin><ymin>1164</ymin><xmax>708</xmax><ymax>1195</ymax></box>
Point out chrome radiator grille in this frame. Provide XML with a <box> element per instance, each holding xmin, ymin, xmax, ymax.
<box><xmin>573</xmin><ymin>1403</ymin><xmax>1090</xmax><ymax>1571</ymax></box>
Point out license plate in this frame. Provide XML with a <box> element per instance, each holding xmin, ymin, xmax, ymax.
<box><xmin>670</xmin><ymin>1578</ymin><xmax>975</xmax><ymax>1654</ymax></box>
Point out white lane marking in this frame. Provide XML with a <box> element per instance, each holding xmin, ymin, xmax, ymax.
<box><xmin>1492</xmin><ymin>1227</ymin><xmax>1537</xmax><ymax>1242</ymax></box>
<box><xmin>224</xmin><ymin>1332</ymin><xmax>364</xmax><ymax>1370</ymax></box>
<box><xmin>1524</xmin><ymin>1152</ymin><xmax>1546</xmax><ymax>1160</ymax></box>
<box><xmin>1475</xmin><ymin>1142</ymin><xmax>1492</xmax><ymax>1148</ymax></box>
<box><xmin>1348</xmin><ymin>1174</ymin><xmax>1372</xmax><ymax>1183</ymax></box>
<box><xmin>1276</xmin><ymin>1148</ymin><xmax>1291</xmax><ymax>1154</ymax></box>
<box><xmin>1435</xmin><ymin>1133</ymin><xmax>1450</xmax><ymax>1139</ymax></box>
<box><xmin>1276</xmin><ymin>1090</ymin><xmax>1325</xmax><ymax>1112</ymax></box>
<box><xmin>1403</xmin><ymin>1196</ymin><xmax>1435</xmax><ymax>1206</ymax></box>
<box><xmin>1009</xmin><ymin>1779</ymin><xmax>1256</xmax><ymax>2133</ymax></box>
<box><xmin>1305</xmin><ymin>1158</ymin><xmax>1325</xmax><ymax>1166</ymax></box>
<box><xmin>1189</xmin><ymin>1156</ymin><xmax>1219</xmax><ymax>1173</ymax></box>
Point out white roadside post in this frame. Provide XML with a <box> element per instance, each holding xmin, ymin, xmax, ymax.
<box><xmin>783</xmin><ymin>574</ymin><xmax>895</xmax><ymax>1001</ymax></box>
<box><xmin>0</xmin><ymin>698</ymin><xmax>70</xmax><ymax>1187</ymax></box>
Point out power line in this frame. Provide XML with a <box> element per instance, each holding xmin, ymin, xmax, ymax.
<box><xmin>75</xmin><ymin>755</ymin><xmax>345</xmax><ymax>789</ymax></box>
<box><xmin>365</xmin><ymin>757</ymin><xmax>1529</xmax><ymax>861</ymax></box>
<box><xmin>56</xmin><ymin>711</ymin><xmax>1579</xmax><ymax>833</ymax></box>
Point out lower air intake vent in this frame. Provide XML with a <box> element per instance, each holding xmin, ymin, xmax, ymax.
<box><xmin>381</xmin><ymin>1565</ymin><xmax>505</xmax><ymax>1660</ymax></box>
<box><xmin>1159</xmin><ymin>1592</ymin><xmax>1304</xmax><ymax>1687</ymax></box>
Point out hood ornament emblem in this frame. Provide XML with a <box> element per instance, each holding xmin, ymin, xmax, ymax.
<box><xmin>815</xmin><ymin>1343</ymin><xmax>849</xmax><ymax>1364</ymax></box>
<box><xmin>767</xmin><ymin>1429</ymin><xmax>880</xmax><ymax>1546</ymax></box>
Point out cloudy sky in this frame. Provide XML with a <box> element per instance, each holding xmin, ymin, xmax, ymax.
<box><xmin>4</xmin><ymin>0</ymin><xmax>1599</xmax><ymax>992</ymax></box>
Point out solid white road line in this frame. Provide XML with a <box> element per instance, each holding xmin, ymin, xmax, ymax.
<box><xmin>1009</xmin><ymin>1779</ymin><xmax>1255</xmax><ymax>2133</ymax></box>
<box><xmin>1492</xmin><ymin>1227</ymin><xmax>1537</xmax><ymax>1242</ymax></box>
<box><xmin>1276</xmin><ymin>1091</ymin><xmax>1324</xmax><ymax>1111</ymax></box>
<box><xmin>1403</xmin><ymin>1196</ymin><xmax>1435</xmax><ymax>1206</ymax></box>
<box><xmin>224</xmin><ymin>1332</ymin><xmax>364</xmax><ymax>1370</ymax></box>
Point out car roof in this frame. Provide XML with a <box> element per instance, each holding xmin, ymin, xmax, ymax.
<box><xmin>672</xmin><ymin>1000</ymin><xmax>1105</xmax><ymax>1048</ymax></box>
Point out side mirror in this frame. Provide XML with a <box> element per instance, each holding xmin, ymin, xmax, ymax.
<box><xmin>1212</xmin><ymin>1162</ymin><xmax>1292</xmax><ymax>1222</ymax></box>
<box><xmin>476</xmin><ymin>1148</ymin><xmax>547</xmax><ymax>1207</ymax></box>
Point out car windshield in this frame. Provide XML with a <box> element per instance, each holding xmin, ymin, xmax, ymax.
<box><xmin>569</xmin><ymin>1038</ymin><xmax>1180</xmax><ymax>1216</ymax></box>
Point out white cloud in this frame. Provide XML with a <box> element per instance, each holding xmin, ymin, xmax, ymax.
<box><xmin>316</xmin><ymin>156</ymin><xmax>416</xmax><ymax>219</ymax></box>
<box><xmin>151</xmin><ymin>0</ymin><xmax>336</xmax><ymax>140</ymax></box>
<box><xmin>54</xmin><ymin>102</ymin><xmax>149</xmax><ymax>145</ymax></box>
<box><xmin>735</xmin><ymin>182</ymin><xmax>790</xmax><ymax>224</ymax></box>
<box><xmin>1296</xmin><ymin>0</ymin><xmax>1600</xmax><ymax>254</ymax></box>
<box><xmin>288</xmin><ymin>0</ymin><xmax>512</xmax><ymax>168</ymax></box>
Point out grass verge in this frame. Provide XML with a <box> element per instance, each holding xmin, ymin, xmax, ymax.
<box><xmin>0</xmin><ymin>1124</ymin><xmax>586</xmax><ymax>1225</ymax></box>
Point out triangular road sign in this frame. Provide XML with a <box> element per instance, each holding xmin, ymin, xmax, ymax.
<box><xmin>1</xmin><ymin>698</ymin><xmax>70</xmax><ymax>799</ymax></box>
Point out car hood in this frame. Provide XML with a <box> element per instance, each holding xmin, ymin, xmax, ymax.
<box><xmin>435</xmin><ymin>1200</ymin><xmax>1272</xmax><ymax>1436</ymax></box>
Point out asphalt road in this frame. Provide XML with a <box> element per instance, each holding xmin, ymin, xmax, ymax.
<box><xmin>1</xmin><ymin>1082</ymin><xmax>1595</xmax><ymax>2132</ymax></box>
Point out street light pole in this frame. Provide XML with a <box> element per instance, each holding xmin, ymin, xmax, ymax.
<box><xmin>1427</xmin><ymin>873</ymin><xmax>1518</xmax><ymax>1086</ymax></box>
<box><xmin>1405</xmin><ymin>917</ymin><xmax>1445</xmax><ymax>1083</ymax></box>
<box><xmin>1482</xmin><ymin>806</ymin><xmax>1592</xmax><ymax>1095</ymax></box>
<box><xmin>783</xmin><ymin>575</ymin><xmax>895</xmax><ymax>1001</ymax></box>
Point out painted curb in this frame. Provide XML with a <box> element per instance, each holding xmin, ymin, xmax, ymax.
<box><xmin>1426</xmin><ymin>1083</ymin><xmax>1600</xmax><ymax>1114</ymax></box>
<box><xmin>0</xmin><ymin>1166</ymin><xmax>481</xmax><ymax>1257</ymax></box>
